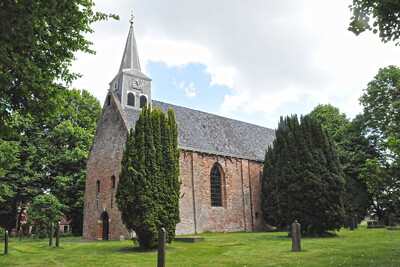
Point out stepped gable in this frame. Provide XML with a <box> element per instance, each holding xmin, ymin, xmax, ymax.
<box><xmin>124</xmin><ymin>100</ymin><xmax>275</xmax><ymax>161</ymax></box>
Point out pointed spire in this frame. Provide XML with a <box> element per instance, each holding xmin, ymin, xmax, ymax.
<box><xmin>119</xmin><ymin>24</ymin><xmax>141</xmax><ymax>72</ymax></box>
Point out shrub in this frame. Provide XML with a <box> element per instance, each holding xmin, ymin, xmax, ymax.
<box><xmin>27</xmin><ymin>194</ymin><xmax>66</xmax><ymax>239</ymax></box>
<box><xmin>116</xmin><ymin>105</ymin><xmax>181</xmax><ymax>250</ymax></box>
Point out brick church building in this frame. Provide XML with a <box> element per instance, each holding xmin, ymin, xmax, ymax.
<box><xmin>82</xmin><ymin>21</ymin><xmax>275</xmax><ymax>240</ymax></box>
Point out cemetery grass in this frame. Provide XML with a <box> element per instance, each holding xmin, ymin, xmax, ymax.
<box><xmin>1</xmin><ymin>225</ymin><xmax>399</xmax><ymax>266</ymax></box>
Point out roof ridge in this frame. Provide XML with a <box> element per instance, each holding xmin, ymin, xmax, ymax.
<box><xmin>151</xmin><ymin>99</ymin><xmax>274</xmax><ymax>131</ymax></box>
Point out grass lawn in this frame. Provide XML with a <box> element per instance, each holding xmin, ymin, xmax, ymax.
<box><xmin>1</xmin><ymin>225</ymin><xmax>399</xmax><ymax>266</ymax></box>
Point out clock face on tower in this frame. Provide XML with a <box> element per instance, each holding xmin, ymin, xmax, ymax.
<box><xmin>131</xmin><ymin>78</ymin><xmax>144</xmax><ymax>90</ymax></box>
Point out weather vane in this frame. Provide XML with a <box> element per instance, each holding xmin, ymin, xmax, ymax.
<box><xmin>129</xmin><ymin>5</ymin><xmax>136</xmax><ymax>25</ymax></box>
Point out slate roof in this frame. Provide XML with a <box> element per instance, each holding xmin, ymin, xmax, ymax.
<box><xmin>123</xmin><ymin>100</ymin><xmax>275</xmax><ymax>161</ymax></box>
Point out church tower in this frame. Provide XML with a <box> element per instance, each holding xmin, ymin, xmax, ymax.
<box><xmin>109</xmin><ymin>20</ymin><xmax>151</xmax><ymax>109</ymax></box>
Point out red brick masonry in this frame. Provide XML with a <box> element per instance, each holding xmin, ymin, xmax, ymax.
<box><xmin>83</xmin><ymin>92</ymin><xmax>267</xmax><ymax>240</ymax></box>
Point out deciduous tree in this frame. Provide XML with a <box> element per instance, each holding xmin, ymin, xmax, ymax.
<box><xmin>0</xmin><ymin>89</ymin><xmax>101</xmax><ymax>235</ymax></box>
<box><xmin>0</xmin><ymin>0</ymin><xmax>116</xmax><ymax>127</ymax></box>
<box><xmin>359</xmin><ymin>65</ymin><xmax>400</xmax><ymax>220</ymax></box>
<box><xmin>349</xmin><ymin>0</ymin><xmax>400</xmax><ymax>45</ymax></box>
<box><xmin>27</xmin><ymin>194</ymin><xmax>66</xmax><ymax>239</ymax></box>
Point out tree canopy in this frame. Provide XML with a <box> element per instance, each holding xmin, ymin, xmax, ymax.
<box><xmin>359</xmin><ymin>65</ymin><xmax>400</xmax><ymax>219</ymax></box>
<box><xmin>27</xmin><ymin>194</ymin><xmax>66</xmax><ymax>239</ymax></box>
<box><xmin>0</xmin><ymin>89</ymin><xmax>101</xmax><ymax>235</ymax></box>
<box><xmin>0</xmin><ymin>0</ymin><xmax>116</xmax><ymax>128</ymax></box>
<box><xmin>0</xmin><ymin>0</ymin><xmax>113</xmax><ymax>235</ymax></box>
<box><xmin>349</xmin><ymin>0</ymin><xmax>400</xmax><ymax>45</ymax></box>
<box><xmin>262</xmin><ymin>115</ymin><xmax>345</xmax><ymax>236</ymax></box>
<box><xmin>116</xmin><ymin>105</ymin><xmax>181</xmax><ymax>250</ymax></box>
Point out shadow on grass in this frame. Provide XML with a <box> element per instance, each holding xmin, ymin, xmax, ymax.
<box><xmin>117</xmin><ymin>245</ymin><xmax>179</xmax><ymax>254</ymax></box>
<box><xmin>289</xmin><ymin>249</ymin><xmax>309</xmax><ymax>253</ymax></box>
<box><xmin>218</xmin><ymin>243</ymin><xmax>245</xmax><ymax>247</ymax></box>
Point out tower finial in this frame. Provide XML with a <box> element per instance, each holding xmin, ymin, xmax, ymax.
<box><xmin>129</xmin><ymin>5</ymin><xmax>136</xmax><ymax>25</ymax></box>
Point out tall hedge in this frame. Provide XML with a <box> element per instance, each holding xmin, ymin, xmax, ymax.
<box><xmin>262</xmin><ymin>115</ymin><xmax>345</xmax><ymax>236</ymax></box>
<box><xmin>116</xmin><ymin>105</ymin><xmax>181</xmax><ymax>249</ymax></box>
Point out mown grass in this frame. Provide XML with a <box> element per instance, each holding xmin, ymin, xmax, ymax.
<box><xmin>0</xmin><ymin>225</ymin><xmax>399</xmax><ymax>266</ymax></box>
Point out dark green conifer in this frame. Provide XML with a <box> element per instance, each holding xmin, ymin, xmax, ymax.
<box><xmin>116</xmin><ymin>105</ymin><xmax>181</xmax><ymax>249</ymax></box>
<box><xmin>262</xmin><ymin>115</ymin><xmax>345</xmax><ymax>235</ymax></box>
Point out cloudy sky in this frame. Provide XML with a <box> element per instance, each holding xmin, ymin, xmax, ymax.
<box><xmin>70</xmin><ymin>0</ymin><xmax>400</xmax><ymax>129</ymax></box>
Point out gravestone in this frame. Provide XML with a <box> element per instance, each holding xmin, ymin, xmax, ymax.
<box><xmin>350</xmin><ymin>217</ymin><xmax>355</xmax><ymax>230</ymax></box>
<box><xmin>354</xmin><ymin>215</ymin><xmax>358</xmax><ymax>229</ymax></box>
<box><xmin>388</xmin><ymin>213</ymin><xmax>396</xmax><ymax>227</ymax></box>
<box><xmin>158</xmin><ymin>228</ymin><xmax>166</xmax><ymax>267</ymax></box>
<box><xmin>4</xmin><ymin>230</ymin><xmax>8</xmax><ymax>255</ymax></box>
<box><xmin>291</xmin><ymin>220</ymin><xmax>301</xmax><ymax>252</ymax></box>
<box><xmin>49</xmin><ymin>223</ymin><xmax>54</xmax><ymax>246</ymax></box>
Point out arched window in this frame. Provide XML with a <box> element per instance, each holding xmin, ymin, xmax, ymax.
<box><xmin>140</xmin><ymin>95</ymin><xmax>147</xmax><ymax>108</ymax></box>
<box><xmin>127</xmin><ymin>93</ymin><xmax>135</xmax><ymax>107</ymax></box>
<box><xmin>210</xmin><ymin>165</ymin><xmax>222</xmax><ymax>207</ymax></box>
<box><xmin>96</xmin><ymin>180</ymin><xmax>100</xmax><ymax>193</ymax></box>
<box><xmin>107</xmin><ymin>95</ymin><xmax>111</xmax><ymax>106</ymax></box>
<box><xmin>111</xmin><ymin>175</ymin><xmax>116</xmax><ymax>189</ymax></box>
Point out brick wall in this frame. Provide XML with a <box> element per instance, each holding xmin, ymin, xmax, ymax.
<box><xmin>83</xmin><ymin>91</ymin><xmax>132</xmax><ymax>240</ymax></box>
<box><xmin>175</xmin><ymin>152</ymin><xmax>266</xmax><ymax>235</ymax></box>
<box><xmin>83</xmin><ymin>93</ymin><xmax>267</xmax><ymax>240</ymax></box>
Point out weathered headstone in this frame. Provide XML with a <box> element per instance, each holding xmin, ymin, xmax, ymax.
<box><xmin>49</xmin><ymin>223</ymin><xmax>54</xmax><ymax>246</ymax></box>
<box><xmin>291</xmin><ymin>220</ymin><xmax>301</xmax><ymax>252</ymax></box>
<box><xmin>344</xmin><ymin>216</ymin><xmax>350</xmax><ymax>228</ymax></box>
<box><xmin>55</xmin><ymin>222</ymin><xmax>60</xmax><ymax>248</ymax></box>
<box><xmin>354</xmin><ymin>215</ymin><xmax>358</xmax><ymax>229</ymax></box>
<box><xmin>18</xmin><ymin>229</ymin><xmax>22</xmax><ymax>241</ymax></box>
<box><xmin>4</xmin><ymin>230</ymin><xmax>8</xmax><ymax>255</ymax></box>
<box><xmin>158</xmin><ymin>228</ymin><xmax>166</xmax><ymax>267</ymax></box>
<box><xmin>350</xmin><ymin>217</ymin><xmax>355</xmax><ymax>230</ymax></box>
<box><xmin>388</xmin><ymin>213</ymin><xmax>396</xmax><ymax>227</ymax></box>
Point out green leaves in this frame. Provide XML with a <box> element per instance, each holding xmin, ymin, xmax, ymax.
<box><xmin>358</xmin><ymin>65</ymin><xmax>400</xmax><ymax>219</ymax></box>
<box><xmin>116</xmin><ymin>106</ymin><xmax>180</xmax><ymax>250</ymax></box>
<box><xmin>0</xmin><ymin>0</ymin><xmax>117</xmax><ymax>134</ymax></box>
<box><xmin>27</xmin><ymin>194</ymin><xmax>66</xmax><ymax>238</ymax></box>
<box><xmin>0</xmin><ymin>88</ymin><xmax>100</xmax><ymax>235</ymax></box>
<box><xmin>349</xmin><ymin>0</ymin><xmax>400</xmax><ymax>45</ymax></box>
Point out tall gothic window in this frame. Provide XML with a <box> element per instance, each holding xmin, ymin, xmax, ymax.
<box><xmin>96</xmin><ymin>180</ymin><xmax>100</xmax><ymax>193</ymax></box>
<box><xmin>210</xmin><ymin>165</ymin><xmax>222</xmax><ymax>207</ymax></box>
<box><xmin>127</xmin><ymin>93</ymin><xmax>135</xmax><ymax>106</ymax></box>
<box><xmin>140</xmin><ymin>95</ymin><xmax>147</xmax><ymax>108</ymax></box>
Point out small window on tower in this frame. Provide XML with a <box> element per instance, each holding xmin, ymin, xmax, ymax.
<box><xmin>111</xmin><ymin>175</ymin><xmax>116</xmax><ymax>189</ymax></box>
<box><xmin>140</xmin><ymin>95</ymin><xmax>147</xmax><ymax>108</ymax></box>
<box><xmin>107</xmin><ymin>95</ymin><xmax>111</xmax><ymax>106</ymax></box>
<box><xmin>96</xmin><ymin>180</ymin><xmax>100</xmax><ymax>193</ymax></box>
<box><xmin>127</xmin><ymin>93</ymin><xmax>135</xmax><ymax>107</ymax></box>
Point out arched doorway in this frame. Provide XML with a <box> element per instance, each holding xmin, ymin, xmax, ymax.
<box><xmin>100</xmin><ymin>212</ymin><xmax>109</xmax><ymax>240</ymax></box>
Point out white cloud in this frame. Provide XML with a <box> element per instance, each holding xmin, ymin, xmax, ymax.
<box><xmin>184</xmin><ymin>82</ymin><xmax>196</xmax><ymax>98</ymax></box>
<box><xmin>173</xmin><ymin>80</ymin><xmax>196</xmax><ymax>98</ymax></box>
<box><xmin>206</xmin><ymin>66</ymin><xmax>236</xmax><ymax>88</ymax></box>
<box><xmin>140</xmin><ymin>38</ymin><xmax>211</xmax><ymax>71</ymax></box>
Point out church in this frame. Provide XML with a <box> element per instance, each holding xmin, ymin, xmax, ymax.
<box><xmin>82</xmin><ymin>21</ymin><xmax>275</xmax><ymax>240</ymax></box>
